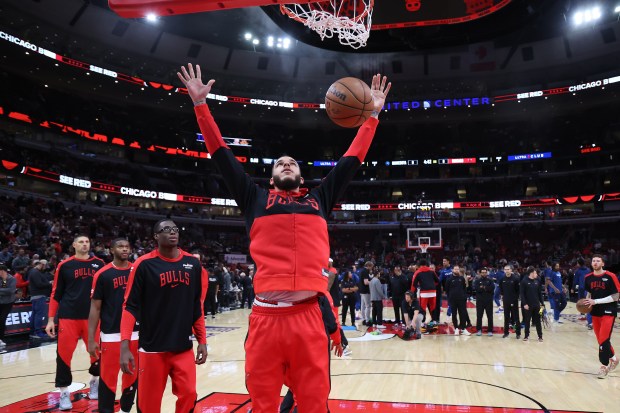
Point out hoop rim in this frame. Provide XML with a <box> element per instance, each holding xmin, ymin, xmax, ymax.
<box><xmin>280</xmin><ymin>0</ymin><xmax>375</xmax><ymax>25</ymax></box>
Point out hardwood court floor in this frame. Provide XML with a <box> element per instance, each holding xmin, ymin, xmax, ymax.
<box><xmin>1</xmin><ymin>302</ymin><xmax>619</xmax><ymax>412</ymax></box>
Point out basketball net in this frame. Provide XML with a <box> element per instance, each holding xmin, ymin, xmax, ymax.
<box><xmin>280</xmin><ymin>0</ymin><xmax>374</xmax><ymax>49</ymax></box>
<box><xmin>419</xmin><ymin>243</ymin><xmax>429</xmax><ymax>254</ymax></box>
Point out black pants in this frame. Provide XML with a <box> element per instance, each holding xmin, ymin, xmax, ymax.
<box><xmin>503</xmin><ymin>300</ymin><xmax>521</xmax><ymax>335</ymax></box>
<box><xmin>371</xmin><ymin>300</ymin><xmax>383</xmax><ymax>325</ymax></box>
<box><xmin>241</xmin><ymin>288</ymin><xmax>254</xmax><ymax>309</ymax></box>
<box><xmin>341</xmin><ymin>295</ymin><xmax>356</xmax><ymax>325</ymax></box>
<box><xmin>391</xmin><ymin>295</ymin><xmax>404</xmax><ymax>324</ymax></box>
<box><xmin>0</xmin><ymin>303</ymin><xmax>13</xmax><ymax>340</ymax></box>
<box><xmin>450</xmin><ymin>298</ymin><xmax>468</xmax><ymax>330</ymax></box>
<box><xmin>205</xmin><ymin>292</ymin><xmax>218</xmax><ymax>316</ymax></box>
<box><xmin>522</xmin><ymin>307</ymin><xmax>542</xmax><ymax>339</ymax></box>
<box><xmin>476</xmin><ymin>298</ymin><xmax>493</xmax><ymax>332</ymax></box>
<box><xmin>432</xmin><ymin>291</ymin><xmax>442</xmax><ymax>322</ymax></box>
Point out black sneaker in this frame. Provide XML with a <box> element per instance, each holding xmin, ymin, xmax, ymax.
<box><xmin>523</xmin><ymin>336</ymin><xmax>529</xmax><ymax>341</ymax></box>
<box><xmin>516</xmin><ymin>334</ymin><xmax>521</xmax><ymax>339</ymax></box>
<box><xmin>502</xmin><ymin>334</ymin><xmax>509</xmax><ymax>338</ymax></box>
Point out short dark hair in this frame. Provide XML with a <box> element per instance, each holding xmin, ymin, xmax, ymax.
<box><xmin>443</xmin><ymin>257</ymin><xmax>450</xmax><ymax>262</ymax></box>
<box><xmin>73</xmin><ymin>234</ymin><xmax>89</xmax><ymax>242</ymax></box>
<box><xmin>525</xmin><ymin>266</ymin><xmax>537</xmax><ymax>275</ymax></box>
<box><xmin>577</xmin><ymin>257</ymin><xmax>585</xmax><ymax>266</ymax></box>
<box><xmin>417</xmin><ymin>258</ymin><xmax>427</xmax><ymax>266</ymax></box>
<box><xmin>480</xmin><ymin>267</ymin><xmax>488</xmax><ymax>272</ymax></box>
<box><xmin>592</xmin><ymin>254</ymin><xmax>604</xmax><ymax>262</ymax></box>
<box><xmin>110</xmin><ymin>238</ymin><xmax>128</xmax><ymax>248</ymax></box>
<box><xmin>153</xmin><ymin>219</ymin><xmax>173</xmax><ymax>234</ymax></box>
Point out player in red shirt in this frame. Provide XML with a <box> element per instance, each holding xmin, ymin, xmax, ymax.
<box><xmin>120</xmin><ymin>219</ymin><xmax>207</xmax><ymax>413</ymax></box>
<box><xmin>87</xmin><ymin>238</ymin><xmax>138</xmax><ymax>413</ymax></box>
<box><xmin>178</xmin><ymin>63</ymin><xmax>390</xmax><ymax>413</ymax></box>
<box><xmin>46</xmin><ymin>234</ymin><xmax>105</xmax><ymax>410</ymax></box>
<box><xmin>582</xmin><ymin>254</ymin><xmax>620</xmax><ymax>378</ymax></box>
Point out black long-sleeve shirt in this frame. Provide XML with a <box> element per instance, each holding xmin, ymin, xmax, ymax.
<box><xmin>499</xmin><ymin>276</ymin><xmax>520</xmax><ymax>304</ymax></box>
<box><xmin>473</xmin><ymin>277</ymin><xmax>495</xmax><ymax>298</ymax></box>
<box><xmin>520</xmin><ymin>277</ymin><xmax>544</xmax><ymax>308</ymax></box>
<box><xmin>389</xmin><ymin>275</ymin><xmax>408</xmax><ymax>298</ymax></box>
<box><xmin>445</xmin><ymin>276</ymin><xmax>467</xmax><ymax>301</ymax></box>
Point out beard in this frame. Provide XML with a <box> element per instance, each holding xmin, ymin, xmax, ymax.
<box><xmin>272</xmin><ymin>174</ymin><xmax>302</xmax><ymax>191</ymax></box>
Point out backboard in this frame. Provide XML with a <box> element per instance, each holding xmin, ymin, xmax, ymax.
<box><xmin>406</xmin><ymin>228</ymin><xmax>442</xmax><ymax>250</ymax></box>
<box><xmin>109</xmin><ymin>0</ymin><xmax>514</xmax><ymax>29</ymax></box>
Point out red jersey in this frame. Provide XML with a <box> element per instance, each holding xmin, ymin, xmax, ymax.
<box><xmin>195</xmin><ymin>104</ymin><xmax>378</xmax><ymax>294</ymax></box>
<box><xmin>49</xmin><ymin>256</ymin><xmax>105</xmax><ymax>319</ymax></box>
<box><xmin>585</xmin><ymin>270</ymin><xmax>620</xmax><ymax>317</ymax></box>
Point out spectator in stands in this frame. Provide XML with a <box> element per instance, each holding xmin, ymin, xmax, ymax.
<box><xmin>11</xmin><ymin>248</ymin><xmax>29</xmax><ymax>272</ymax></box>
<box><xmin>0</xmin><ymin>247</ymin><xmax>12</xmax><ymax>264</ymax></box>
<box><xmin>0</xmin><ymin>263</ymin><xmax>17</xmax><ymax>348</ymax></box>
<box><xmin>13</xmin><ymin>267</ymin><xmax>29</xmax><ymax>300</ymax></box>
<box><xmin>29</xmin><ymin>259</ymin><xmax>53</xmax><ymax>340</ymax></box>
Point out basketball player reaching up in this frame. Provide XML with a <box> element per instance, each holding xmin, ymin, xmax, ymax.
<box><xmin>120</xmin><ymin>220</ymin><xmax>207</xmax><ymax>413</ymax></box>
<box><xmin>178</xmin><ymin>63</ymin><xmax>390</xmax><ymax>413</ymax></box>
<box><xmin>88</xmin><ymin>238</ymin><xmax>138</xmax><ymax>413</ymax></box>
<box><xmin>46</xmin><ymin>235</ymin><xmax>104</xmax><ymax>410</ymax></box>
<box><xmin>582</xmin><ymin>254</ymin><xmax>620</xmax><ymax>378</ymax></box>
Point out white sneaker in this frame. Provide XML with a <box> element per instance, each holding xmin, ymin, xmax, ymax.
<box><xmin>343</xmin><ymin>345</ymin><xmax>352</xmax><ymax>357</ymax></box>
<box><xmin>462</xmin><ymin>329</ymin><xmax>471</xmax><ymax>336</ymax></box>
<box><xmin>376</xmin><ymin>325</ymin><xmax>386</xmax><ymax>329</ymax></box>
<box><xmin>59</xmin><ymin>390</ymin><xmax>72</xmax><ymax>410</ymax></box>
<box><xmin>88</xmin><ymin>377</ymin><xmax>99</xmax><ymax>400</ymax></box>
<box><xmin>454</xmin><ymin>329</ymin><xmax>460</xmax><ymax>335</ymax></box>
<box><xmin>597</xmin><ymin>365</ymin><xmax>609</xmax><ymax>379</ymax></box>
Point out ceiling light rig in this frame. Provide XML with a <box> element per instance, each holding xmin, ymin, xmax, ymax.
<box><xmin>243</xmin><ymin>32</ymin><xmax>293</xmax><ymax>51</ymax></box>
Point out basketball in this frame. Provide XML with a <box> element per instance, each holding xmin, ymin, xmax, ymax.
<box><xmin>576</xmin><ymin>299</ymin><xmax>592</xmax><ymax>314</ymax></box>
<box><xmin>325</xmin><ymin>77</ymin><xmax>374</xmax><ymax>128</ymax></box>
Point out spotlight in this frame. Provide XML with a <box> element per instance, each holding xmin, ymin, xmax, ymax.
<box><xmin>145</xmin><ymin>13</ymin><xmax>158</xmax><ymax>22</ymax></box>
<box><xmin>252</xmin><ymin>39</ymin><xmax>259</xmax><ymax>45</ymax></box>
<box><xmin>267</xmin><ymin>36</ymin><xmax>274</xmax><ymax>47</ymax></box>
<box><xmin>244</xmin><ymin>33</ymin><xmax>252</xmax><ymax>40</ymax></box>
<box><xmin>616</xmin><ymin>5</ymin><xmax>620</xmax><ymax>13</ymax></box>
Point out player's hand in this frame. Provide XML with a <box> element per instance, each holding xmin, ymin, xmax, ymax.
<box><xmin>88</xmin><ymin>340</ymin><xmax>100</xmax><ymax>359</ymax></box>
<box><xmin>45</xmin><ymin>319</ymin><xmax>56</xmax><ymax>338</ymax></box>
<box><xmin>582</xmin><ymin>298</ymin><xmax>595</xmax><ymax>307</ymax></box>
<box><xmin>523</xmin><ymin>304</ymin><xmax>529</xmax><ymax>310</ymax></box>
<box><xmin>195</xmin><ymin>343</ymin><xmax>208</xmax><ymax>365</ymax></box>
<box><xmin>331</xmin><ymin>341</ymin><xmax>344</xmax><ymax>357</ymax></box>
<box><xmin>177</xmin><ymin>64</ymin><xmax>215</xmax><ymax>105</ymax></box>
<box><xmin>370</xmin><ymin>73</ymin><xmax>392</xmax><ymax>114</ymax></box>
<box><xmin>120</xmin><ymin>342</ymin><xmax>135</xmax><ymax>375</ymax></box>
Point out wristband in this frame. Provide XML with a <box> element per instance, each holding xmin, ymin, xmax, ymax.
<box><xmin>193</xmin><ymin>99</ymin><xmax>206</xmax><ymax>106</ymax></box>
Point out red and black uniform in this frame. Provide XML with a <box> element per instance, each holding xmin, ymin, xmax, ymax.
<box><xmin>411</xmin><ymin>266</ymin><xmax>439</xmax><ymax>318</ymax></box>
<box><xmin>49</xmin><ymin>256</ymin><xmax>104</xmax><ymax>387</ymax></box>
<box><xmin>585</xmin><ymin>270</ymin><xmax>620</xmax><ymax>366</ymax></box>
<box><xmin>120</xmin><ymin>249</ymin><xmax>206</xmax><ymax>413</ymax></box>
<box><xmin>195</xmin><ymin>103</ymin><xmax>378</xmax><ymax>413</ymax></box>
<box><xmin>91</xmin><ymin>263</ymin><xmax>138</xmax><ymax>413</ymax></box>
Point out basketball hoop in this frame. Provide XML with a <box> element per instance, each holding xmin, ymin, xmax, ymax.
<box><xmin>280</xmin><ymin>0</ymin><xmax>374</xmax><ymax>49</ymax></box>
<box><xmin>418</xmin><ymin>237</ymin><xmax>431</xmax><ymax>254</ymax></box>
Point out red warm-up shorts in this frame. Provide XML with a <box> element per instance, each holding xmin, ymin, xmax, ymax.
<box><xmin>419</xmin><ymin>291</ymin><xmax>437</xmax><ymax>314</ymax></box>
<box><xmin>245</xmin><ymin>299</ymin><xmax>330</xmax><ymax>413</ymax></box>
<box><xmin>137</xmin><ymin>349</ymin><xmax>196</xmax><ymax>413</ymax></box>
<box><xmin>56</xmin><ymin>319</ymin><xmax>100</xmax><ymax>387</ymax></box>
<box><xmin>99</xmin><ymin>337</ymin><xmax>139</xmax><ymax>413</ymax></box>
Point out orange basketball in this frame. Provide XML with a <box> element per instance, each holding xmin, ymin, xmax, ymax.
<box><xmin>325</xmin><ymin>77</ymin><xmax>374</xmax><ymax>128</ymax></box>
<box><xmin>576</xmin><ymin>298</ymin><xmax>592</xmax><ymax>314</ymax></box>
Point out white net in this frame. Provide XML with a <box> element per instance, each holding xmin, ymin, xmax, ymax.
<box><xmin>280</xmin><ymin>0</ymin><xmax>374</xmax><ymax>49</ymax></box>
